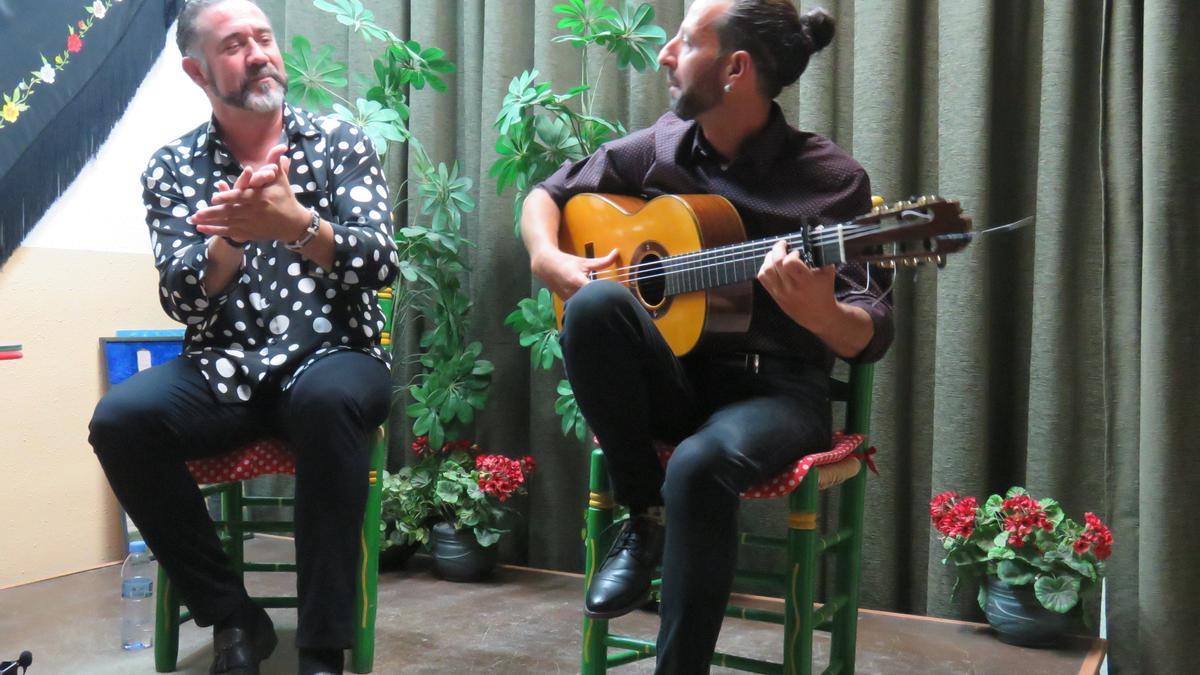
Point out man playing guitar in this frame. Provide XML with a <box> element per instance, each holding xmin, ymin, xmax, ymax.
<box><xmin>519</xmin><ymin>1</ymin><xmax>894</xmax><ymax>672</ymax></box>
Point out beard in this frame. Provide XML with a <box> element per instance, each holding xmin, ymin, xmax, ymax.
<box><xmin>668</xmin><ymin>62</ymin><xmax>724</xmax><ymax>120</ymax></box>
<box><xmin>210</xmin><ymin>63</ymin><xmax>287</xmax><ymax>113</ymax></box>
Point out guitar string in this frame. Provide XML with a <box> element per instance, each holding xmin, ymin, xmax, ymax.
<box><xmin>591</xmin><ymin>221</ymin><xmax>885</xmax><ymax>281</ymax></box>
<box><xmin>589</xmin><ymin>223</ymin><xmax>894</xmax><ymax>286</ymax></box>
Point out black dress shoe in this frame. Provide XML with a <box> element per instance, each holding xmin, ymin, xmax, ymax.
<box><xmin>298</xmin><ymin>647</ymin><xmax>344</xmax><ymax>675</ymax></box>
<box><xmin>585</xmin><ymin>514</ymin><xmax>665</xmax><ymax>619</ymax></box>
<box><xmin>210</xmin><ymin>609</ymin><xmax>277</xmax><ymax>675</ymax></box>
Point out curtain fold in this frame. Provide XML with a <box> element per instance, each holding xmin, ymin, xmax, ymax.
<box><xmin>267</xmin><ymin>2</ymin><xmax>1198</xmax><ymax>671</ymax></box>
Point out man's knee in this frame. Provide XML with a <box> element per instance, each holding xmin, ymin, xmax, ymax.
<box><xmin>287</xmin><ymin>376</ymin><xmax>387</xmax><ymax>433</ymax></box>
<box><xmin>662</xmin><ymin>439</ymin><xmax>744</xmax><ymax>506</ymax></box>
<box><xmin>88</xmin><ymin>391</ymin><xmax>152</xmax><ymax>459</ymax></box>
<box><xmin>563</xmin><ymin>281</ymin><xmax>634</xmax><ymax>331</ymax></box>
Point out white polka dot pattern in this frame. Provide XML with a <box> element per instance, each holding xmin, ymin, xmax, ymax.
<box><xmin>140</xmin><ymin>104</ymin><xmax>398</xmax><ymax>403</ymax></box>
<box><xmin>186</xmin><ymin>438</ymin><xmax>296</xmax><ymax>484</ymax></box>
<box><xmin>649</xmin><ymin>431</ymin><xmax>867</xmax><ymax>500</ymax></box>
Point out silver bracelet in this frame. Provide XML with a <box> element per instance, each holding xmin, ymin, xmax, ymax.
<box><xmin>285</xmin><ymin>209</ymin><xmax>321</xmax><ymax>252</ymax></box>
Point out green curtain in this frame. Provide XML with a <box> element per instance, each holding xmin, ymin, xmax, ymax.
<box><xmin>260</xmin><ymin>1</ymin><xmax>1198</xmax><ymax>672</ymax></box>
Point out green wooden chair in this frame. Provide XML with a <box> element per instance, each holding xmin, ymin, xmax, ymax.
<box><xmin>153</xmin><ymin>286</ymin><xmax>395</xmax><ymax>674</ymax></box>
<box><xmin>582</xmin><ymin>361</ymin><xmax>876</xmax><ymax>675</ymax></box>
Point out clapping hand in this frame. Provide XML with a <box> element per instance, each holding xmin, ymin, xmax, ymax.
<box><xmin>192</xmin><ymin>143</ymin><xmax>308</xmax><ymax>243</ymax></box>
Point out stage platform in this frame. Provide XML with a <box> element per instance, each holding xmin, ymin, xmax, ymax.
<box><xmin>0</xmin><ymin>537</ymin><xmax>1105</xmax><ymax>673</ymax></box>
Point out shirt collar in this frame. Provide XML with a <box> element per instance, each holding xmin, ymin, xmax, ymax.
<box><xmin>196</xmin><ymin>103</ymin><xmax>320</xmax><ymax>165</ymax></box>
<box><xmin>688</xmin><ymin>102</ymin><xmax>790</xmax><ymax>175</ymax></box>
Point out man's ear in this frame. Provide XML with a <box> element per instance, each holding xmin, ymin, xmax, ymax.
<box><xmin>726</xmin><ymin>50</ymin><xmax>751</xmax><ymax>82</ymax></box>
<box><xmin>182</xmin><ymin>56</ymin><xmax>208</xmax><ymax>89</ymax></box>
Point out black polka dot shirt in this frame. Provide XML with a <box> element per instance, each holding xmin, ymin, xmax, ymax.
<box><xmin>143</xmin><ymin>104</ymin><xmax>399</xmax><ymax>403</ymax></box>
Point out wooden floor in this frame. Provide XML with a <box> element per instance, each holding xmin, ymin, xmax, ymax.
<box><xmin>0</xmin><ymin>537</ymin><xmax>1104</xmax><ymax>674</ymax></box>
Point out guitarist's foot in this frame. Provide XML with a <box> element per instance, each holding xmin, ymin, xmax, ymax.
<box><xmin>585</xmin><ymin>515</ymin><xmax>664</xmax><ymax>619</ymax></box>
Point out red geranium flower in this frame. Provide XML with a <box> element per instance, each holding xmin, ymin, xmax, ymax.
<box><xmin>1074</xmin><ymin>512</ymin><xmax>1113</xmax><ymax>561</ymax></box>
<box><xmin>476</xmin><ymin>454</ymin><xmax>528</xmax><ymax>502</ymax></box>
<box><xmin>1000</xmin><ymin>494</ymin><xmax>1053</xmax><ymax>547</ymax></box>
<box><xmin>67</xmin><ymin>34</ymin><xmax>83</xmax><ymax>53</ymax></box>
<box><xmin>929</xmin><ymin>491</ymin><xmax>976</xmax><ymax>539</ymax></box>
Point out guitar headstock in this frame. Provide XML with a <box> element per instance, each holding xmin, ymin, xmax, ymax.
<box><xmin>837</xmin><ymin>196</ymin><xmax>973</xmax><ymax>268</ymax></box>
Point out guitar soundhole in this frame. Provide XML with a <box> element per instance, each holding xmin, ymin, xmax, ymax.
<box><xmin>634</xmin><ymin>254</ymin><xmax>666</xmax><ymax>310</ymax></box>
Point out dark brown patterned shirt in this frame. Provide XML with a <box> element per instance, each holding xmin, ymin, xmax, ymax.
<box><xmin>538</xmin><ymin>103</ymin><xmax>894</xmax><ymax>369</ymax></box>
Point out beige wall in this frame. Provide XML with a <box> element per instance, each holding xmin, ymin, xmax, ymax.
<box><xmin>0</xmin><ymin>246</ymin><xmax>174</xmax><ymax>588</ymax></box>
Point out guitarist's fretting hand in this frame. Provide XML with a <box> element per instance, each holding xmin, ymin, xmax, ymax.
<box><xmin>531</xmin><ymin>247</ymin><xmax>620</xmax><ymax>301</ymax></box>
<box><xmin>757</xmin><ymin>239</ymin><xmax>874</xmax><ymax>359</ymax></box>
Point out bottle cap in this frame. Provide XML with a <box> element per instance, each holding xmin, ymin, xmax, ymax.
<box><xmin>129</xmin><ymin>540</ymin><xmax>148</xmax><ymax>553</ymax></box>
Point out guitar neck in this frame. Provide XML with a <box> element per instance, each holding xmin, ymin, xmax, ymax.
<box><xmin>664</xmin><ymin>223</ymin><xmax>854</xmax><ymax>296</ymax></box>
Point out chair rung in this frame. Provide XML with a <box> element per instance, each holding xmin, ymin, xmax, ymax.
<box><xmin>224</xmin><ymin>521</ymin><xmax>294</xmax><ymax>534</ymax></box>
<box><xmin>725</xmin><ymin>604</ymin><xmax>784</xmax><ymax>625</ymax></box>
<box><xmin>242</xmin><ymin>562</ymin><xmax>297</xmax><ymax>573</ymax></box>
<box><xmin>818</xmin><ymin>527</ymin><xmax>854</xmax><ymax>554</ymax></box>
<box><xmin>711</xmin><ymin>650</ymin><xmax>783</xmax><ymax>674</ymax></box>
<box><xmin>739</xmin><ymin>532</ymin><xmax>786</xmax><ymax>549</ymax></box>
<box><xmin>813</xmin><ymin>595</ymin><xmax>846</xmax><ymax>628</ymax></box>
<box><xmin>606</xmin><ymin>634</ymin><xmax>656</xmax><ymax>655</ymax></box>
<box><xmin>242</xmin><ymin>496</ymin><xmax>295</xmax><ymax>508</ymax></box>
<box><xmin>733</xmin><ymin>569</ymin><xmax>786</xmax><ymax>593</ymax></box>
<box><xmin>252</xmin><ymin>597</ymin><xmax>299</xmax><ymax>609</ymax></box>
<box><xmin>606</xmin><ymin>649</ymin><xmax>651</xmax><ymax>667</ymax></box>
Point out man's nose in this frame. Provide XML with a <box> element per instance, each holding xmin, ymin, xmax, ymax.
<box><xmin>246</xmin><ymin>40</ymin><xmax>269</xmax><ymax>65</ymax></box>
<box><xmin>657</xmin><ymin>37</ymin><xmax>676</xmax><ymax>68</ymax></box>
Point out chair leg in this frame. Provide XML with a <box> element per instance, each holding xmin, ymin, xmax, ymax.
<box><xmin>351</xmin><ymin>430</ymin><xmax>387</xmax><ymax>673</ymax></box>
<box><xmin>783</xmin><ymin>470</ymin><xmax>820</xmax><ymax>675</ymax></box>
<box><xmin>154</xmin><ymin>563</ymin><xmax>180</xmax><ymax>672</ymax></box>
<box><xmin>582</xmin><ymin>449</ymin><xmax>614</xmax><ymax>675</ymax></box>
<box><xmin>829</xmin><ymin>464</ymin><xmax>867</xmax><ymax>673</ymax></box>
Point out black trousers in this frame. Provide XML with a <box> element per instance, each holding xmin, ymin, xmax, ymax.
<box><xmin>89</xmin><ymin>351</ymin><xmax>390</xmax><ymax>649</ymax></box>
<box><xmin>561</xmin><ymin>281</ymin><xmax>832</xmax><ymax>675</ymax></box>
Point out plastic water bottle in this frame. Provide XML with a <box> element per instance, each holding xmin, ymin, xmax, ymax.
<box><xmin>120</xmin><ymin>540</ymin><xmax>156</xmax><ymax>650</ymax></box>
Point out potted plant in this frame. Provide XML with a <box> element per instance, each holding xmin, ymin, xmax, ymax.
<box><xmin>284</xmin><ymin>1</ymin><xmax>494</xmax><ymax>559</ymax></box>
<box><xmin>929</xmin><ymin>487</ymin><xmax>1113</xmax><ymax>646</ymax></box>
<box><xmin>382</xmin><ymin>435</ymin><xmax>536</xmax><ymax>581</ymax></box>
<box><xmin>492</xmin><ymin>0</ymin><xmax>666</xmax><ymax>443</ymax></box>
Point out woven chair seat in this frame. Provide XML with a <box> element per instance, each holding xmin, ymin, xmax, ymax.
<box><xmin>186</xmin><ymin>438</ymin><xmax>295</xmax><ymax>485</ymax></box>
<box><xmin>653</xmin><ymin>432</ymin><xmax>867</xmax><ymax>499</ymax></box>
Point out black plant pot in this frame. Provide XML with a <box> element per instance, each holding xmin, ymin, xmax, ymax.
<box><xmin>983</xmin><ymin>577</ymin><xmax>1080</xmax><ymax>647</ymax></box>
<box><xmin>431</xmin><ymin>522</ymin><xmax>498</xmax><ymax>582</ymax></box>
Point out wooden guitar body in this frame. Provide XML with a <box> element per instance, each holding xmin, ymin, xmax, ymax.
<box><xmin>556</xmin><ymin>193</ymin><xmax>752</xmax><ymax>356</ymax></box>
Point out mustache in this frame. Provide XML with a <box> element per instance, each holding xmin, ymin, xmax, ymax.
<box><xmin>243</xmin><ymin>65</ymin><xmax>285</xmax><ymax>89</ymax></box>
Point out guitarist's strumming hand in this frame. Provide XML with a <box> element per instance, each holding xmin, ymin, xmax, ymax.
<box><xmin>757</xmin><ymin>239</ymin><xmax>874</xmax><ymax>359</ymax></box>
<box><xmin>531</xmin><ymin>247</ymin><xmax>619</xmax><ymax>301</ymax></box>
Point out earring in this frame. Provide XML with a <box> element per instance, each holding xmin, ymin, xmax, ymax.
<box><xmin>723</xmin><ymin>83</ymin><xmax>732</xmax><ymax>93</ymax></box>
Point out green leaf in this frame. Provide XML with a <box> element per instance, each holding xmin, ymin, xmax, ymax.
<box><xmin>1034</xmin><ymin>575</ymin><xmax>1080</xmax><ymax>614</ymax></box>
<box><xmin>435</xmin><ymin>479</ymin><xmax>461</xmax><ymax>504</ymax></box>
<box><xmin>996</xmin><ymin>559</ymin><xmax>1035</xmax><ymax>586</ymax></box>
<box><xmin>594</xmin><ymin>0</ymin><xmax>667</xmax><ymax>72</ymax></box>
<box><xmin>474</xmin><ymin>527</ymin><xmax>502</xmax><ymax>547</ymax></box>
<box><xmin>282</xmin><ymin>35</ymin><xmax>347</xmax><ymax>110</ymax></box>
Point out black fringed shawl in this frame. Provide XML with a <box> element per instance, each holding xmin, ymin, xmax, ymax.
<box><xmin>0</xmin><ymin>0</ymin><xmax>180</xmax><ymax>267</ymax></box>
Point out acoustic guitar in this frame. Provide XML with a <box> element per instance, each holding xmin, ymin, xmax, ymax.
<box><xmin>555</xmin><ymin>193</ymin><xmax>972</xmax><ymax>356</ymax></box>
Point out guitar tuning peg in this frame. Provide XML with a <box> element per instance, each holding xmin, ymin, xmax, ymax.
<box><xmin>916</xmin><ymin>196</ymin><xmax>927</xmax><ymax>205</ymax></box>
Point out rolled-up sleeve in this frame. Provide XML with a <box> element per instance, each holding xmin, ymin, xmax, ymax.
<box><xmin>143</xmin><ymin>157</ymin><xmax>231</xmax><ymax>327</ymax></box>
<box><xmin>318</xmin><ymin>130</ymin><xmax>399</xmax><ymax>289</ymax></box>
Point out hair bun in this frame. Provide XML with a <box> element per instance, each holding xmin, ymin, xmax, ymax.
<box><xmin>801</xmin><ymin>7</ymin><xmax>836</xmax><ymax>53</ymax></box>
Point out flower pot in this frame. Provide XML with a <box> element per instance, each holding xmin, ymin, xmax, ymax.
<box><xmin>431</xmin><ymin>522</ymin><xmax>497</xmax><ymax>582</ymax></box>
<box><xmin>983</xmin><ymin>577</ymin><xmax>1079</xmax><ymax>647</ymax></box>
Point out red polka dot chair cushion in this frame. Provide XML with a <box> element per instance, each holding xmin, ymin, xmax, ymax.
<box><xmin>653</xmin><ymin>432</ymin><xmax>870</xmax><ymax>500</ymax></box>
<box><xmin>186</xmin><ymin>438</ymin><xmax>295</xmax><ymax>485</ymax></box>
